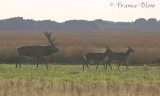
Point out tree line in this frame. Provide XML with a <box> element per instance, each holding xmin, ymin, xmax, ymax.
<box><xmin>0</xmin><ymin>17</ymin><xmax>160</xmax><ymax>31</ymax></box>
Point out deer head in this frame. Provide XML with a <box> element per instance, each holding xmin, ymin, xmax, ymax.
<box><xmin>127</xmin><ymin>46</ymin><xmax>134</xmax><ymax>53</ymax></box>
<box><xmin>105</xmin><ymin>46</ymin><xmax>113</xmax><ymax>55</ymax></box>
<box><xmin>44</xmin><ymin>31</ymin><xmax>59</xmax><ymax>53</ymax></box>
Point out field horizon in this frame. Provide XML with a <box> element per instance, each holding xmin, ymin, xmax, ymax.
<box><xmin>0</xmin><ymin>64</ymin><xmax>159</xmax><ymax>96</ymax></box>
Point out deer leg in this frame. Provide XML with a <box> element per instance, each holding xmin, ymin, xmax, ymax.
<box><xmin>16</xmin><ymin>59</ymin><xmax>18</xmax><ymax>68</ymax></box>
<box><xmin>106</xmin><ymin>60</ymin><xmax>110</xmax><ymax>69</ymax></box>
<box><xmin>108</xmin><ymin>62</ymin><xmax>112</xmax><ymax>70</ymax></box>
<box><xmin>103</xmin><ymin>61</ymin><xmax>106</xmax><ymax>69</ymax></box>
<box><xmin>96</xmin><ymin>61</ymin><xmax>100</xmax><ymax>70</ymax></box>
<box><xmin>83</xmin><ymin>60</ymin><xmax>90</xmax><ymax>70</ymax></box>
<box><xmin>86</xmin><ymin>62</ymin><xmax>89</xmax><ymax>69</ymax></box>
<box><xmin>18</xmin><ymin>55</ymin><xmax>22</xmax><ymax>68</ymax></box>
<box><xmin>108</xmin><ymin>59</ymin><xmax>112</xmax><ymax>70</ymax></box>
<box><xmin>36</xmin><ymin>57</ymin><xmax>39</xmax><ymax>68</ymax></box>
<box><xmin>16</xmin><ymin>56</ymin><xmax>19</xmax><ymax>68</ymax></box>
<box><xmin>85</xmin><ymin>60</ymin><xmax>90</xmax><ymax>69</ymax></box>
<box><xmin>19</xmin><ymin>59</ymin><xmax>21</xmax><ymax>68</ymax></box>
<box><xmin>100</xmin><ymin>61</ymin><xmax>106</xmax><ymax>69</ymax></box>
<box><xmin>118</xmin><ymin>60</ymin><xmax>121</xmax><ymax>70</ymax></box>
<box><xmin>106</xmin><ymin>59</ymin><xmax>112</xmax><ymax>70</ymax></box>
<box><xmin>42</xmin><ymin>57</ymin><xmax>48</xmax><ymax>70</ymax></box>
<box><xmin>83</xmin><ymin>61</ymin><xmax>85</xmax><ymax>70</ymax></box>
<box><xmin>83</xmin><ymin>60</ymin><xmax>86</xmax><ymax>70</ymax></box>
<box><xmin>105</xmin><ymin>60</ymin><xmax>109</xmax><ymax>69</ymax></box>
<box><xmin>124</xmin><ymin>61</ymin><xmax>129</xmax><ymax>70</ymax></box>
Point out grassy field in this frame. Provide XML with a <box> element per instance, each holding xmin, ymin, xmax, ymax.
<box><xmin>0</xmin><ymin>30</ymin><xmax>160</xmax><ymax>95</ymax></box>
<box><xmin>0</xmin><ymin>64</ymin><xmax>159</xmax><ymax>83</ymax></box>
<box><xmin>0</xmin><ymin>64</ymin><xmax>160</xmax><ymax>96</ymax></box>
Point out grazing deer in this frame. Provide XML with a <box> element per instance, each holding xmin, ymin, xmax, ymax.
<box><xmin>83</xmin><ymin>47</ymin><xmax>112</xmax><ymax>70</ymax></box>
<box><xmin>106</xmin><ymin>46</ymin><xmax>134</xmax><ymax>70</ymax></box>
<box><xmin>16</xmin><ymin>31</ymin><xmax>59</xmax><ymax>69</ymax></box>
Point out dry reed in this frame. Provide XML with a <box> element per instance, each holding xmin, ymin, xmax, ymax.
<box><xmin>0</xmin><ymin>30</ymin><xmax>160</xmax><ymax>64</ymax></box>
<box><xmin>0</xmin><ymin>79</ymin><xmax>159</xmax><ymax>96</ymax></box>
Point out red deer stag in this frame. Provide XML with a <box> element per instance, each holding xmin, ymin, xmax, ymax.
<box><xmin>83</xmin><ymin>47</ymin><xmax>112</xmax><ymax>70</ymax></box>
<box><xmin>16</xmin><ymin>31</ymin><xmax>59</xmax><ymax>69</ymax></box>
<box><xmin>106</xmin><ymin>46</ymin><xmax>134</xmax><ymax>70</ymax></box>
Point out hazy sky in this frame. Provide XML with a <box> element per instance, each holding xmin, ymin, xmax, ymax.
<box><xmin>0</xmin><ymin>0</ymin><xmax>160</xmax><ymax>22</ymax></box>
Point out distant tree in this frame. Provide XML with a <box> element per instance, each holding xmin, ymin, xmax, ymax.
<box><xmin>134</xmin><ymin>18</ymin><xmax>148</xmax><ymax>30</ymax></box>
<box><xmin>0</xmin><ymin>17</ymin><xmax>159</xmax><ymax>31</ymax></box>
<box><xmin>147</xmin><ymin>18</ymin><xmax>158</xmax><ymax>30</ymax></box>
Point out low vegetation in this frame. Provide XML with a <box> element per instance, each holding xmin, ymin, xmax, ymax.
<box><xmin>0</xmin><ymin>64</ymin><xmax>159</xmax><ymax>96</ymax></box>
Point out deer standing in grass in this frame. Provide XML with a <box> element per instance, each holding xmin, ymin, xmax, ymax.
<box><xmin>106</xmin><ymin>46</ymin><xmax>134</xmax><ymax>70</ymax></box>
<box><xmin>16</xmin><ymin>31</ymin><xmax>59</xmax><ymax>69</ymax></box>
<box><xmin>83</xmin><ymin>47</ymin><xmax>112</xmax><ymax>70</ymax></box>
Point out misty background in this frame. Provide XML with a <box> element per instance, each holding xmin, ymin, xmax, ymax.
<box><xmin>0</xmin><ymin>17</ymin><xmax>160</xmax><ymax>31</ymax></box>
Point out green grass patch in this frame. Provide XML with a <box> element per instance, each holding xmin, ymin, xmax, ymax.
<box><xmin>0</xmin><ymin>64</ymin><xmax>159</xmax><ymax>84</ymax></box>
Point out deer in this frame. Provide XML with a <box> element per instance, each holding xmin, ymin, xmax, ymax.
<box><xmin>83</xmin><ymin>47</ymin><xmax>112</xmax><ymax>70</ymax></box>
<box><xmin>106</xmin><ymin>46</ymin><xmax>134</xmax><ymax>70</ymax></box>
<box><xmin>16</xmin><ymin>31</ymin><xmax>59</xmax><ymax>69</ymax></box>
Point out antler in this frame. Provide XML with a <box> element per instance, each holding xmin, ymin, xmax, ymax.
<box><xmin>44</xmin><ymin>31</ymin><xmax>56</xmax><ymax>45</ymax></box>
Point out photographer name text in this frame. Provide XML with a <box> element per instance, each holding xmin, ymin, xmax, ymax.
<box><xmin>110</xmin><ymin>2</ymin><xmax>155</xmax><ymax>8</ymax></box>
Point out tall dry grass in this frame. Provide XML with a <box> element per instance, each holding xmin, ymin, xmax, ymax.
<box><xmin>0</xmin><ymin>30</ymin><xmax>160</xmax><ymax>64</ymax></box>
<box><xmin>0</xmin><ymin>79</ymin><xmax>159</xmax><ymax>96</ymax></box>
